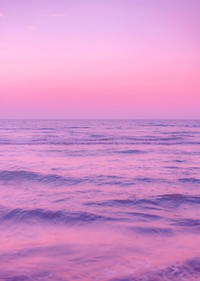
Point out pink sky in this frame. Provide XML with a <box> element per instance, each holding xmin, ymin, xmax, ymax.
<box><xmin>0</xmin><ymin>0</ymin><xmax>200</xmax><ymax>118</ymax></box>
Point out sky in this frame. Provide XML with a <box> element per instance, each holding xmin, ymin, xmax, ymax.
<box><xmin>0</xmin><ymin>0</ymin><xmax>200</xmax><ymax>119</ymax></box>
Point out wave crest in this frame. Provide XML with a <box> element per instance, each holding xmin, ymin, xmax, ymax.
<box><xmin>0</xmin><ymin>207</ymin><xmax>115</xmax><ymax>224</ymax></box>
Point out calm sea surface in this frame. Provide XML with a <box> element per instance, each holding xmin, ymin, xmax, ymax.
<box><xmin>0</xmin><ymin>119</ymin><xmax>200</xmax><ymax>281</ymax></box>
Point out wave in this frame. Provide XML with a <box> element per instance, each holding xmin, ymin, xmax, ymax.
<box><xmin>0</xmin><ymin>170</ymin><xmax>138</xmax><ymax>186</ymax></box>
<box><xmin>0</xmin><ymin>274</ymin><xmax>31</xmax><ymax>281</ymax></box>
<box><xmin>85</xmin><ymin>194</ymin><xmax>200</xmax><ymax>210</ymax></box>
<box><xmin>0</xmin><ymin>170</ymin><xmax>84</xmax><ymax>186</ymax></box>
<box><xmin>0</xmin><ymin>134</ymin><xmax>199</xmax><ymax>146</ymax></box>
<box><xmin>0</xmin><ymin>140</ymin><xmax>198</xmax><ymax>146</ymax></box>
<box><xmin>110</xmin><ymin>257</ymin><xmax>200</xmax><ymax>281</ymax></box>
<box><xmin>125</xmin><ymin>212</ymin><xmax>162</xmax><ymax>220</ymax></box>
<box><xmin>0</xmin><ymin>170</ymin><xmax>175</xmax><ymax>187</ymax></box>
<box><xmin>171</xmin><ymin>218</ymin><xmax>200</xmax><ymax>232</ymax></box>
<box><xmin>0</xmin><ymin>257</ymin><xmax>200</xmax><ymax>281</ymax></box>
<box><xmin>0</xmin><ymin>207</ymin><xmax>115</xmax><ymax>224</ymax></box>
<box><xmin>118</xmin><ymin>149</ymin><xmax>145</xmax><ymax>154</ymax></box>
<box><xmin>0</xmin><ymin>270</ymin><xmax>62</xmax><ymax>281</ymax></box>
<box><xmin>157</xmin><ymin>194</ymin><xmax>200</xmax><ymax>207</ymax></box>
<box><xmin>178</xmin><ymin>178</ymin><xmax>200</xmax><ymax>184</ymax></box>
<box><xmin>135</xmin><ymin>177</ymin><xmax>168</xmax><ymax>183</ymax></box>
<box><xmin>130</xmin><ymin>226</ymin><xmax>174</xmax><ymax>236</ymax></box>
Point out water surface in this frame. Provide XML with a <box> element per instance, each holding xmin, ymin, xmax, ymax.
<box><xmin>0</xmin><ymin>119</ymin><xmax>200</xmax><ymax>280</ymax></box>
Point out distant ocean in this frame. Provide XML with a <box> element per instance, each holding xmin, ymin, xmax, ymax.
<box><xmin>0</xmin><ymin>119</ymin><xmax>199</xmax><ymax>281</ymax></box>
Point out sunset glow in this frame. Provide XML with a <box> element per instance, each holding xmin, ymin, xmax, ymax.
<box><xmin>1</xmin><ymin>0</ymin><xmax>200</xmax><ymax>118</ymax></box>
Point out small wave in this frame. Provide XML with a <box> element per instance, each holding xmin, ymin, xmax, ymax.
<box><xmin>174</xmin><ymin>159</ymin><xmax>185</xmax><ymax>163</ymax></box>
<box><xmin>110</xmin><ymin>257</ymin><xmax>200</xmax><ymax>281</ymax></box>
<box><xmin>0</xmin><ymin>207</ymin><xmax>115</xmax><ymax>224</ymax></box>
<box><xmin>1</xmin><ymin>257</ymin><xmax>200</xmax><ymax>281</ymax></box>
<box><xmin>174</xmin><ymin>219</ymin><xmax>200</xmax><ymax>227</ymax></box>
<box><xmin>86</xmin><ymin>194</ymin><xmax>200</xmax><ymax>211</ymax></box>
<box><xmin>171</xmin><ymin>218</ymin><xmax>200</xmax><ymax>232</ymax></box>
<box><xmin>0</xmin><ymin>270</ymin><xmax>62</xmax><ymax>281</ymax></box>
<box><xmin>111</xmin><ymin>276</ymin><xmax>139</xmax><ymax>280</ymax></box>
<box><xmin>135</xmin><ymin>177</ymin><xmax>167</xmax><ymax>183</ymax></box>
<box><xmin>0</xmin><ymin>170</ymin><xmax>84</xmax><ymax>186</ymax></box>
<box><xmin>118</xmin><ymin>149</ymin><xmax>145</xmax><ymax>154</ymax></box>
<box><xmin>65</xmin><ymin>126</ymin><xmax>89</xmax><ymax>129</ymax></box>
<box><xmin>178</xmin><ymin>178</ymin><xmax>200</xmax><ymax>184</ymax></box>
<box><xmin>36</xmin><ymin>127</ymin><xmax>55</xmax><ymax>131</ymax></box>
<box><xmin>0</xmin><ymin>274</ymin><xmax>31</xmax><ymax>281</ymax></box>
<box><xmin>85</xmin><ymin>198</ymin><xmax>160</xmax><ymax>210</ymax></box>
<box><xmin>0</xmin><ymin>170</ymin><xmax>136</xmax><ymax>187</ymax></box>
<box><xmin>126</xmin><ymin>212</ymin><xmax>163</xmax><ymax>220</ymax></box>
<box><xmin>131</xmin><ymin>226</ymin><xmax>174</xmax><ymax>236</ymax></box>
<box><xmin>164</xmin><ymin>166</ymin><xmax>179</xmax><ymax>169</ymax></box>
<box><xmin>157</xmin><ymin>194</ymin><xmax>200</xmax><ymax>208</ymax></box>
<box><xmin>92</xmin><ymin>175</ymin><xmax>135</xmax><ymax>187</ymax></box>
<box><xmin>157</xmin><ymin>257</ymin><xmax>200</xmax><ymax>281</ymax></box>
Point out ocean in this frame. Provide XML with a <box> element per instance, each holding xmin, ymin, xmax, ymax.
<box><xmin>0</xmin><ymin>119</ymin><xmax>199</xmax><ymax>281</ymax></box>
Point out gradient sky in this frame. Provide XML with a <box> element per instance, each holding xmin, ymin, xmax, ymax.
<box><xmin>0</xmin><ymin>0</ymin><xmax>200</xmax><ymax>119</ymax></box>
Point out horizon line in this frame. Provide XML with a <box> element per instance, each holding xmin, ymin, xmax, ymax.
<box><xmin>0</xmin><ymin>118</ymin><xmax>199</xmax><ymax>121</ymax></box>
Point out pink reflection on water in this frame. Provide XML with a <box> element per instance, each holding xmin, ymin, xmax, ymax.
<box><xmin>0</xmin><ymin>120</ymin><xmax>199</xmax><ymax>280</ymax></box>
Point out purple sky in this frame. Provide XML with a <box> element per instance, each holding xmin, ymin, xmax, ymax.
<box><xmin>0</xmin><ymin>0</ymin><xmax>200</xmax><ymax>118</ymax></box>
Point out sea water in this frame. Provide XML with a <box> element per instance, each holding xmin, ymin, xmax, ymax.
<box><xmin>0</xmin><ymin>119</ymin><xmax>199</xmax><ymax>280</ymax></box>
